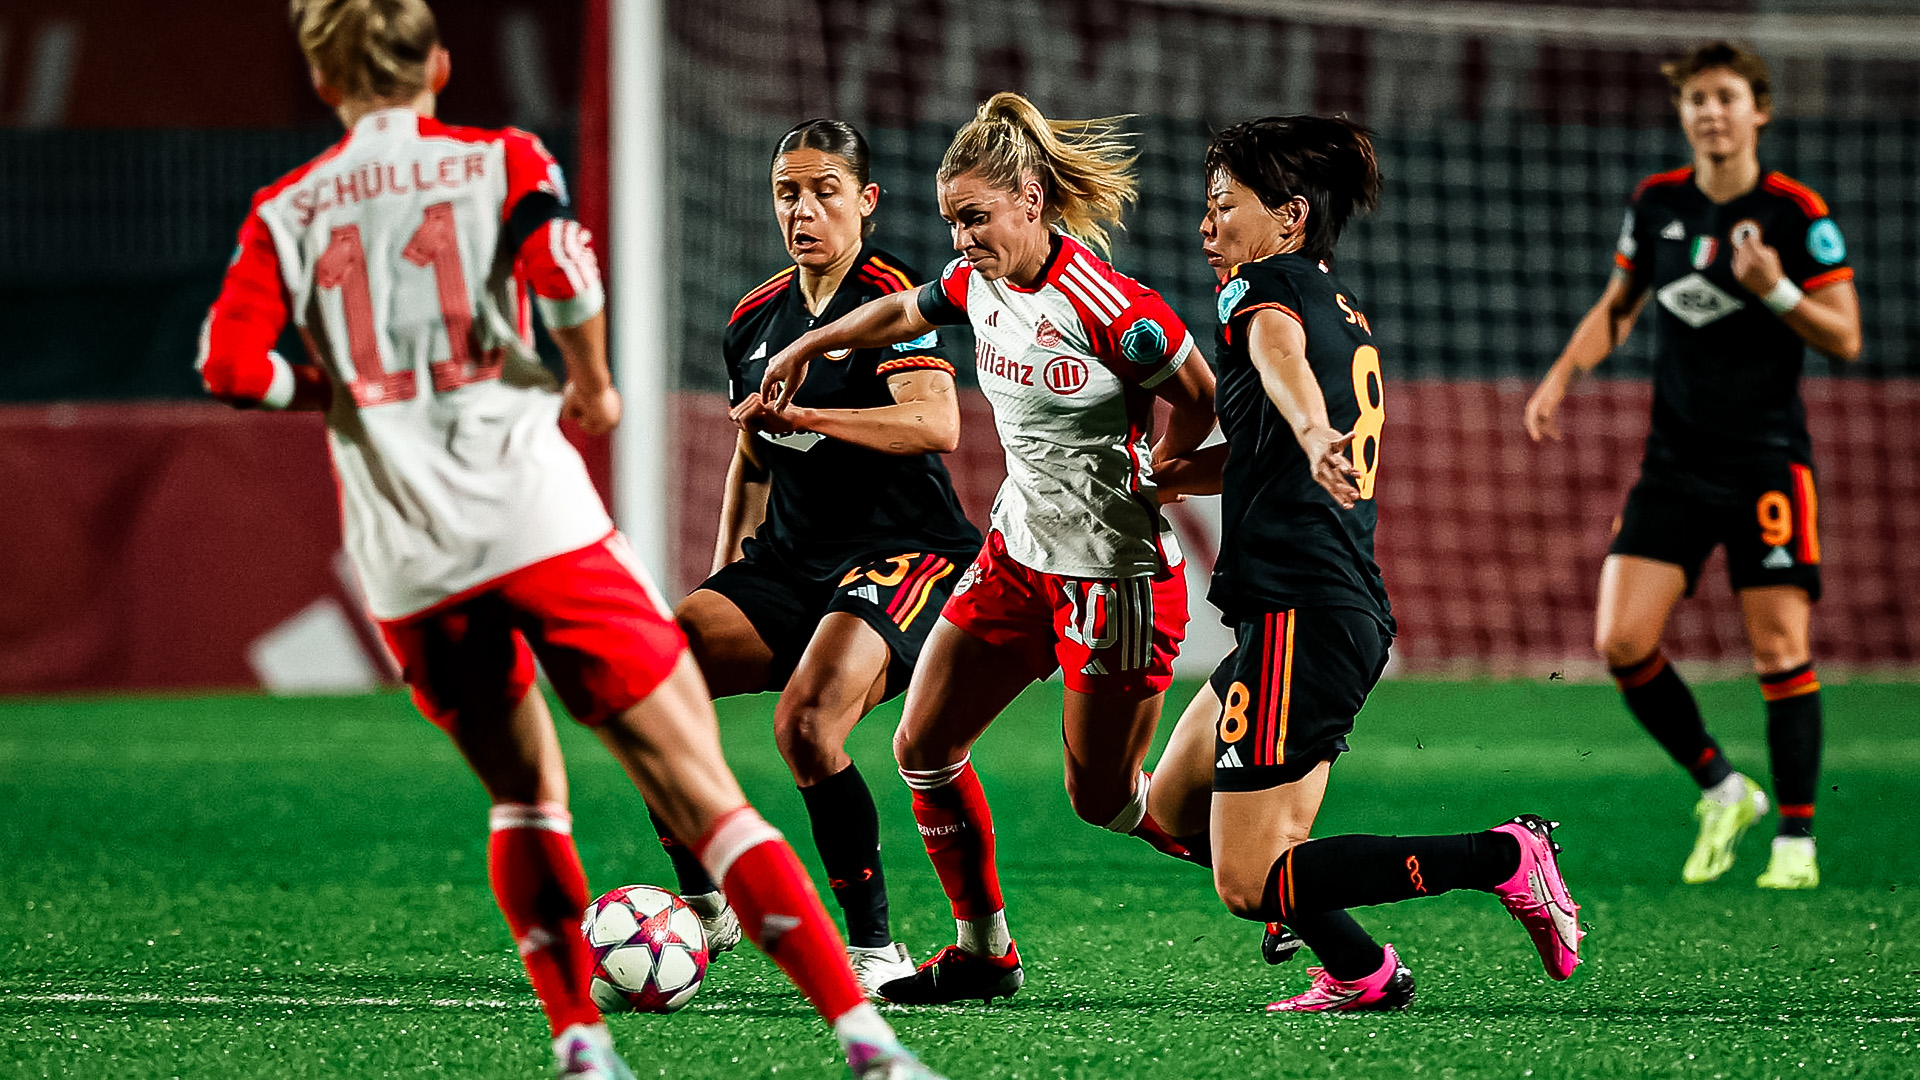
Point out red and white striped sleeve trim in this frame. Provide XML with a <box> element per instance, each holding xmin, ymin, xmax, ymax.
<box><xmin>517</xmin><ymin>219</ymin><xmax>605</xmax><ymax>328</ymax></box>
<box><xmin>1051</xmin><ymin>242</ymin><xmax>1194</xmax><ymax>389</ymax></box>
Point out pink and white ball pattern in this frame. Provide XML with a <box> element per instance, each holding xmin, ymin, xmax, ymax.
<box><xmin>582</xmin><ymin>885</ymin><xmax>709</xmax><ymax>1014</ymax></box>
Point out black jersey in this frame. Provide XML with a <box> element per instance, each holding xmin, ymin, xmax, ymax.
<box><xmin>721</xmin><ymin>245</ymin><xmax>981</xmax><ymax>579</ymax></box>
<box><xmin>1210</xmin><ymin>253</ymin><xmax>1393</xmax><ymax>632</ymax></box>
<box><xmin>1614</xmin><ymin>167</ymin><xmax>1853</xmax><ymax>497</ymax></box>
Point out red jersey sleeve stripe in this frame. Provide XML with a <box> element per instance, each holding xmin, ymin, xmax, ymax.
<box><xmin>1614</xmin><ymin>252</ymin><xmax>1636</xmax><ymax>273</ymax></box>
<box><xmin>1764</xmin><ymin>172</ymin><xmax>1829</xmax><ymax>217</ymax></box>
<box><xmin>863</xmin><ymin>256</ymin><xmax>915</xmax><ymax>292</ymax></box>
<box><xmin>1802</xmin><ymin>267</ymin><xmax>1853</xmax><ymax>292</ymax></box>
<box><xmin>1634</xmin><ymin>166</ymin><xmax>1694</xmax><ymax>199</ymax></box>
<box><xmin>729</xmin><ymin>269</ymin><xmax>795</xmax><ymax>322</ymax></box>
<box><xmin>876</xmin><ymin>355</ymin><xmax>956</xmax><ymax>377</ymax></box>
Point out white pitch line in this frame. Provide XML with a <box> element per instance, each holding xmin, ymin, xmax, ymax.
<box><xmin>8</xmin><ymin>992</ymin><xmax>527</xmax><ymax>1009</ymax></box>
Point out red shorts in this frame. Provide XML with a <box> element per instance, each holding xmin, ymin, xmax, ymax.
<box><xmin>378</xmin><ymin>533</ymin><xmax>687</xmax><ymax>732</ymax></box>
<box><xmin>941</xmin><ymin>530</ymin><xmax>1187</xmax><ymax>695</ymax></box>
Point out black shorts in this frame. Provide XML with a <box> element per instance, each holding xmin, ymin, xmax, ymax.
<box><xmin>1610</xmin><ymin>461</ymin><xmax>1822</xmax><ymax>601</ymax></box>
<box><xmin>695</xmin><ymin>539</ymin><xmax>979</xmax><ymax>700</ymax></box>
<box><xmin>1210</xmin><ymin>607</ymin><xmax>1391</xmax><ymax>792</ymax></box>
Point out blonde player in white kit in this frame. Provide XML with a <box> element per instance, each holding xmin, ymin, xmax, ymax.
<box><xmin>760</xmin><ymin>93</ymin><xmax>1219</xmax><ymax>1004</ymax></box>
<box><xmin>195</xmin><ymin>3</ymin><xmax>943</xmax><ymax>1078</ymax></box>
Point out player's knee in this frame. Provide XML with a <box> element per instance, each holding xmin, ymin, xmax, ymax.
<box><xmin>772</xmin><ymin>695</ymin><xmax>848</xmax><ymax>777</ymax></box>
<box><xmin>1212</xmin><ymin>863</ymin><xmax>1268</xmax><ymax>921</ymax></box>
<box><xmin>1750</xmin><ymin>638</ymin><xmax>1808</xmax><ymax>675</ymax></box>
<box><xmin>1063</xmin><ymin>771</ymin><xmax>1127</xmax><ymax>827</ymax></box>
<box><xmin>1595</xmin><ymin>628</ymin><xmax>1656</xmax><ymax>670</ymax></box>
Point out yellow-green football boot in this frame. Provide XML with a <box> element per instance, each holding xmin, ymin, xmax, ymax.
<box><xmin>1756</xmin><ymin>836</ymin><xmax>1820</xmax><ymax>890</ymax></box>
<box><xmin>1682</xmin><ymin>774</ymin><xmax>1769</xmax><ymax>884</ymax></box>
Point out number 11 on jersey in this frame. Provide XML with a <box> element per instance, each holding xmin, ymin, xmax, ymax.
<box><xmin>315</xmin><ymin>200</ymin><xmax>500</xmax><ymax>407</ymax></box>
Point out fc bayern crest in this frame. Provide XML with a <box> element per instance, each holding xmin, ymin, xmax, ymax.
<box><xmin>1035</xmin><ymin>317</ymin><xmax>1063</xmax><ymax>347</ymax></box>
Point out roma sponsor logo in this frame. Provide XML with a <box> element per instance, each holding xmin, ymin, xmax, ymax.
<box><xmin>1043</xmin><ymin>355</ymin><xmax>1089</xmax><ymax>395</ymax></box>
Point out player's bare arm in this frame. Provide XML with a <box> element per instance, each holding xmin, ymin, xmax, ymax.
<box><xmin>710</xmin><ymin>428</ymin><xmax>770</xmax><ymax>573</ymax></box>
<box><xmin>760</xmin><ymin>290</ymin><xmax>933</xmax><ymax>410</ymax></box>
<box><xmin>1247</xmin><ymin>306</ymin><xmax>1362</xmax><ymax>509</ymax></box>
<box><xmin>1525</xmin><ymin>272</ymin><xmax>1649</xmax><ymax>442</ymax></box>
<box><xmin>1730</xmin><ymin>232</ymin><xmax>1862</xmax><ymax>361</ymax></box>
<box><xmin>550</xmin><ymin>311</ymin><xmax>621</xmax><ymax>435</ymax></box>
<box><xmin>1148</xmin><ymin>345</ymin><xmax>1218</xmax><ymax>465</ymax></box>
<box><xmin>1149</xmin><ymin>442</ymin><xmax>1227</xmax><ymax>498</ymax></box>
<box><xmin>739</xmin><ymin>368</ymin><xmax>960</xmax><ymax>456</ymax></box>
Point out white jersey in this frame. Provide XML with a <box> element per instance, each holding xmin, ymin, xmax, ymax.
<box><xmin>923</xmin><ymin>234</ymin><xmax>1194</xmax><ymax>578</ymax></box>
<box><xmin>227</xmin><ymin>109</ymin><xmax>608</xmax><ymax>619</ymax></box>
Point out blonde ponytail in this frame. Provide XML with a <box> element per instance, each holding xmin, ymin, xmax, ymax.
<box><xmin>290</xmin><ymin>0</ymin><xmax>439</xmax><ymax>103</ymax></box>
<box><xmin>939</xmin><ymin>92</ymin><xmax>1138</xmax><ymax>254</ymax></box>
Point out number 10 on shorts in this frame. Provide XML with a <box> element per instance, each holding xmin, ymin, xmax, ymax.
<box><xmin>1059</xmin><ymin>579</ymin><xmax>1155</xmax><ymax>673</ymax></box>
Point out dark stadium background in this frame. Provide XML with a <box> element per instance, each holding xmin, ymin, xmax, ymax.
<box><xmin>3</xmin><ymin>0</ymin><xmax>1916</xmax><ymax>694</ymax></box>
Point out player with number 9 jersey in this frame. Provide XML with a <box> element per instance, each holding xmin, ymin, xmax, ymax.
<box><xmin>1523</xmin><ymin>43</ymin><xmax>1862</xmax><ymax>894</ymax></box>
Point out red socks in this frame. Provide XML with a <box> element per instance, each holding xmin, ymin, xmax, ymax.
<box><xmin>900</xmin><ymin>757</ymin><xmax>1005</xmax><ymax>920</ymax></box>
<box><xmin>487</xmin><ymin>803</ymin><xmax>599</xmax><ymax>1037</ymax></box>
<box><xmin>695</xmin><ymin>806</ymin><xmax>865</xmax><ymax>1024</ymax></box>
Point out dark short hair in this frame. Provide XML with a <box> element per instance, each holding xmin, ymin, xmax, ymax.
<box><xmin>1203</xmin><ymin>115</ymin><xmax>1381</xmax><ymax>263</ymax></box>
<box><xmin>1662</xmin><ymin>41</ymin><xmax>1773</xmax><ymax>113</ymax></box>
<box><xmin>772</xmin><ymin>119</ymin><xmax>871</xmax><ymax>185</ymax></box>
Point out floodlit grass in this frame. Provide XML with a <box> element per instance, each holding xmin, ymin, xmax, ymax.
<box><xmin>3</xmin><ymin>679</ymin><xmax>1917</xmax><ymax>1077</ymax></box>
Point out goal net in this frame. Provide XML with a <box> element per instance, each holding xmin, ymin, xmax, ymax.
<box><xmin>654</xmin><ymin>0</ymin><xmax>1920</xmax><ymax>675</ymax></box>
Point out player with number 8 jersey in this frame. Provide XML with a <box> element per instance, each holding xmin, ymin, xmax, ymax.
<box><xmin>1148</xmin><ymin>115</ymin><xmax>1581</xmax><ymax>1014</ymax></box>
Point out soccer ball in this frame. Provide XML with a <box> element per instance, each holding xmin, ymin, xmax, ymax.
<box><xmin>582</xmin><ymin>885</ymin><xmax>709</xmax><ymax>1014</ymax></box>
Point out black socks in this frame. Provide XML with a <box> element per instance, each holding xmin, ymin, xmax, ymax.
<box><xmin>647</xmin><ymin>806</ymin><xmax>719</xmax><ymax>898</ymax></box>
<box><xmin>799</xmin><ymin>761</ymin><xmax>892</xmax><ymax>948</ymax></box>
<box><xmin>1262</xmin><ymin>831</ymin><xmax>1522</xmax><ymax>922</ymax></box>
<box><xmin>1613</xmin><ymin>651</ymin><xmax>1734</xmax><ymax>789</ymax></box>
<box><xmin>1760</xmin><ymin>663</ymin><xmax>1823</xmax><ymax>838</ymax></box>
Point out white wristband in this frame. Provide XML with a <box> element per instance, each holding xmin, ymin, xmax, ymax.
<box><xmin>260</xmin><ymin>350</ymin><xmax>296</xmax><ymax>410</ymax></box>
<box><xmin>1763</xmin><ymin>277</ymin><xmax>1804</xmax><ymax>315</ymax></box>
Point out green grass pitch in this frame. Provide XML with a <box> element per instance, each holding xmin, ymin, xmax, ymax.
<box><xmin>4</xmin><ymin>678</ymin><xmax>1917</xmax><ymax>1078</ymax></box>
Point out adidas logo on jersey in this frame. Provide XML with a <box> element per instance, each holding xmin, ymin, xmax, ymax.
<box><xmin>1081</xmin><ymin>658</ymin><xmax>1108</xmax><ymax>676</ymax></box>
<box><xmin>749</xmin><ymin>341</ymin><xmax>768</xmax><ymax>361</ymax></box>
<box><xmin>852</xmin><ymin>584</ymin><xmax>881</xmax><ymax>604</ymax></box>
<box><xmin>1762</xmin><ymin>546</ymin><xmax>1794</xmax><ymax>570</ymax></box>
<box><xmin>1661</xmin><ymin>220</ymin><xmax>1686</xmax><ymax>240</ymax></box>
<box><xmin>1217</xmin><ymin>746</ymin><xmax>1244</xmax><ymax>770</ymax></box>
<box><xmin>986</xmin><ymin>310</ymin><xmax>1000</xmax><ymax>327</ymax></box>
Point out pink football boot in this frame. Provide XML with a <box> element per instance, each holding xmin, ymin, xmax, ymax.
<box><xmin>1490</xmin><ymin>814</ymin><xmax>1583</xmax><ymax>980</ymax></box>
<box><xmin>1266</xmin><ymin>943</ymin><xmax>1415</xmax><ymax>1012</ymax></box>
